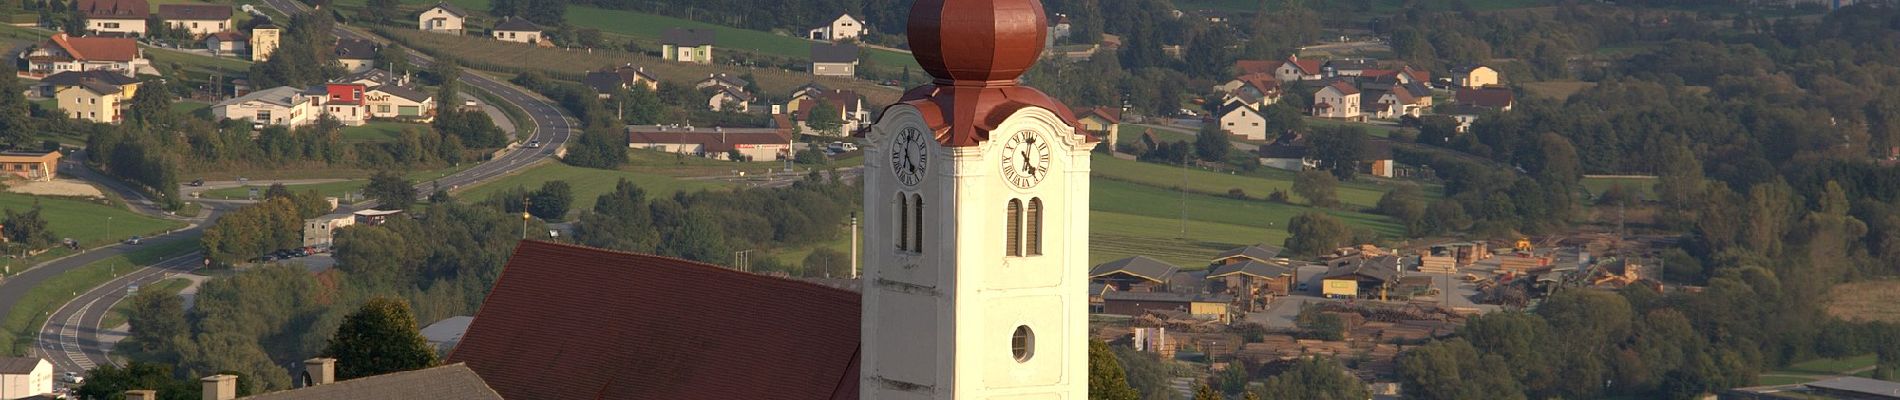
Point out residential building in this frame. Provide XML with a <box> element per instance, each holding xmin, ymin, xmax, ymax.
<box><xmin>705</xmin><ymin>86</ymin><xmax>752</xmax><ymax>112</ymax></box>
<box><xmin>322</xmin><ymin>83</ymin><xmax>368</xmax><ymax>126</ymax></box>
<box><xmin>0</xmin><ymin>357</ymin><xmax>51</xmax><ymax>399</ymax></box>
<box><xmin>695</xmin><ymin>73</ymin><xmax>747</xmax><ymax>91</ymax></box>
<box><xmin>158</xmin><ymin>4</ymin><xmax>232</xmax><ymax>38</ymax></box>
<box><xmin>1456</xmin><ymin>87</ymin><xmax>1515</xmax><ymax>111</ymax></box>
<box><xmin>34</xmin><ymin>69</ymin><xmax>139</xmax><ymax>98</ymax></box>
<box><xmin>1363</xmin><ymin>84</ymin><xmax>1429</xmax><ymax>119</ymax></box>
<box><xmin>78</xmin><ymin>0</ymin><xmax>148</xmax><ymax>37</ymax></box>
<box><xmin>336</xmin><ymin>68</ymin><xmax>407</xmax><ymax>88</ymax></box>
<box><xmin>580</xmin><ymin>64</ymin><xmax>658</xmax><ymax>97</ymax></box>
<box><xmin>418</xmin><ymin>316</ymin><xmax>473</xmax><ymax>355</ymax></box>
<box><xmin>1256</xmin><ymin>134</ymin><xmax>1317</xmax><ymax>171</ymax></box>
<box><xmin>1449</xmin><ymin>64</ymin><xmax>1499</xmax><ymax>88</ymax></box>
<box><xmin>808</xmin><ymin>13</ymin><xmax>864</xmax><ymax>41</ymax></box>
<box><xmin>1217</xmin><ymin>72</ymin><xmax>1281</xmax><ymax>109</ymax></box>
<box><xmin>18</xmin><ymin>33</ymin><xmax>148</xmax><ymax>77</ymax></box>
<box><xmin>333</xmin><ymin>39</ymin><xmax>377</xmax><ymax>74</ymax></box>
<box><xmin>1072</xmin><ymin>106</ymin><xmax>1121</xmax><ymax>146</ymax></box>
<box><xmin>417</xmin><ymin>2</ymin><xmax>467</xmax><ymax>35</ymax></box>
<box><xmin>204</xmin><ymin>30</ymin><xmax>246</xmax><ymax>57</ymax></box>
<box><xmin>56</xmin><ymin>79</ymin><xmax>131</xmax><ymax>123</ymax></box>
<box><xmin>1322</xmin><ymin>58</ymin><xmax>1379</xmax><ymax>77</ymax></box>
<box><xmin>1311</xmin><ymin>81</ymin><xmax>1361</xmax><ymax>119</ymax></box>
<box><xmin>626</xmin><ymin>125</ymin><xmax>791</xmax><ymax>161</ymax></box>
<box><xmin>1216</xmin><ymin>101</ymin><xmax>1268</xmax><ymax>141</ymax></box>
<box><xmin>1100</xmin><ymin>292</ymin><xmax>1233</xmax><ymax>323</ymax></box>
<box><xmin>661</xmin><ymin>28</ymin><xmax>715</xmax><ymax>64</ymax></box>
<box><xmin>809</xmin><ymin>43</ymin><xmax>859</xmax><ymax>77</ymax></box>
<box><xmin>301</xmin><ymin>214</ymin><xmax>354</xmax><ymax>248</ymax></box>
<box><xmin>490</xmin><ymin>17</ymin><xmax>543</xmax><ymax>44</ymax></box>
<box><xmin>444</xmin><ymin>241</ymin><xmax>861</xmax><ymax>399</ymax></box>
<box><xmin>233</xmin><ymin>360</ymin><xmax>502</xmax><ymax>400</ymax></box>
<box><xmin>250</xmin><ymin>24</ymin><xmax>280</xmax><ymax>62</ymax></box>
<box><xmin>783</xmin><ymin>88</ymin><xmax>868</xmax><ymax>135</ymax></box>
<box><xmin>364</xmin><ymin>85</ymin><xmax>434</xmax><ymax>121</ymax></box>
<box><xmin>0</xmin><ymin>151</ymin><xmax>60</xmax><ymax>182</ymax></box>
<box><xmin>1274</xmin><ymin>54</ymin><xmax>1322</xmax><ymax>82</ymax></box>
<box><xmin>212</xmin><ymin>86</ymin><xmax>321</xmax><ymax>127</ymax></box>
<box><xmin>1089</xmin><ymin>256</ymin><xmax>1180</xmax><ymax>292</ymax></box>
<box><xmin>1437</xmin><ymin>104</ymin><xmax>1488</xmax><ymax>133</ymax></box>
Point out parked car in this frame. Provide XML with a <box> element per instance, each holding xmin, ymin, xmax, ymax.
<box><xmin>59</xmin><ymin>372</ymin><xmax>82</xmax><ymax>384</ymax></box>
<box><xmin>188</xmin><ymin>179</ymin><xmax>204</xmax><ymax>187</ymax></box>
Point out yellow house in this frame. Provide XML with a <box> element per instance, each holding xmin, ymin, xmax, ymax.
<box><xmin>56</xmin><ymin>80</ymin><xmax>134</xmax><ymax>124</ymax></box>
<box><xmin>250</xmin><ymin>25</ymin><xmax>281</xmax><ymax>62</ymax></box>
<box><xmin>1451</xmin><ymin>64</ymin><xmax>1499</xmax><ymax>88</ymax></box>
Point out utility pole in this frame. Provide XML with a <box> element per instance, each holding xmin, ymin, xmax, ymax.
<box><xmin>850</xmin><ymin>213</ymin><xmax>859</xmax><ymax>279</ymax></box>
<box><xmin>520</xmin><ymin>197</ymin><xmax>531</xmax><ymax>240</ymax></box>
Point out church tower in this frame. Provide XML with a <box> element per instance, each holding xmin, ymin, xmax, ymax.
<box><xmin>861</xmin><ymin>0</ymin><xmax>1095</xmax><ymax>398</ymax></box>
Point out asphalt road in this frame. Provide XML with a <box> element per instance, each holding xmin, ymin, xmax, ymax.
<box><xmin>258</xmin><ymin>0</ymin><xmax>576</xmax><ymax>197</ymax></box>
<box><xmin>36</xmin><ymin>252</ymin><xmax>203</xmax><ymax>373</ymax></box>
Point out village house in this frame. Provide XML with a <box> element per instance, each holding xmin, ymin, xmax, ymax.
<box><xmin>1322</xmin><ymin>58</ymin><xmax>1380</xmax><ymax>77</ymax></box>
<box><xmin>204</xmin><ymin>30</ymin><xmax>247</xmax><ymax>57</ymax></box>
<box><xmin>661</xmin><ymin>28</ymin><xmax>715</xmax><ymax>64</ymax></box>
<box><xmin>1456</xmin><ymin>86</ymin><xmax>1515</xmax><ymax>111</ymax></box>
<box><xmin>1363</xmin><ymin>84</ymin><xmax>1429</xmax><ymax>119</ymax></box>
<box><xmin>250</xmin><ymin>24</ymin><xmax>280</xmax><ymax>62</ymax></box>
<box><xmin>1216</xmin><ymin>101</ymin><xmax>1269</xmax><ymax>141</ymax></box>
<box><xmin>158</xmin><ymin>4</ymin><xmax>231</xmax><ymax>38</ymax></box>
<box><xmin>1436</xmin><ymin>104</ymin><xmax>1488</xmax><ymax>134</ymax></box>
<box><xmin>1207</xmin><ymin>260</ymin><xmax>1295</xmax><ymax>311</ymax></box>
<box><xmin>336</xmin><ymin>68</ymin><xmax>407</xmax><ymax>88</ymax></box>
<box><xmin>490</xmin><ymin>17</ymin><xmax>544</xmax><ymax>45</ymax></box>
<box><xmin>809</xmin><ymin>43</ymin><xmax>860</xmax><ymax>77</ymax></box>
<box><xmin>365</xmin><ymin>85</ymin><xmax>435</xmax><ymax>121</ymax></box>
<box><xmin>706</xmin><ymin>86</ymin><xmax>752</xmax><ymax>112</ymax></box>
<box><xmin>1101</xmin><ymin>292</ymin><xmax>1233</xmax><ymax>323</ymax></box>
<box><xmin>808</xmin><ymin>13</ymin><xmax>864</xmax><ymax>41</ymax></box>
<box><xmin>35</xmin><ymin>69</ymin><xmax>138</xmax><ymax>98</ymax></box>
<box><xmin>1072</xmin><ymin>106</ymin><xmax>1121</xmax><ymax>146</ymax></box>
<box><xmin>18</xmin><ymin>33</ymin><xmax>149</xmax><ymax>77</ymax></box>
<box><xmin>627</xmin><ymin>125</ymin><xmax>792</xmax><ymax>161</ymax></box>
<box><xmin>1090</xmin><ymin>256</ymin><xmax>1180</xmax><ymax>292</ymax></box>
<box><xmin>78</xmin><ymin>0</ymin><xmax>148</xmax><ymax>37</ymax></box>
<box><xmin>581</xmin><ymin>64</ymin><xmax>659</xmax><ymax>98</ymax></box>
<box><xmin>212</xmin><ymin>86</ymin><xmax>321</xmax><ymax>127</ymax></box>
<box><xmin>1274</xmin><ymin>55</ymin><xmax>1323</xmax><ymax>82</ymax></box>
<box><xmin>333</xmin><ymin>39</ymin><xmax>378</xmax><ymax>74</ymax></box>
<box><xmin>0</xmin><ymin>151</ymin><xmax>61</xmax><ymax>182</ymax></box>
<box><xmin>780</xmin><ymin>88</ymin><xmax>868</xmax><ymax>135</ymax></box>
<box><xmin>1311</xmin><ymin>81</ymin><xmax>1362</xmax><ymax>119</ymax></box>
<box><xmin>302</xmin><ymin>213</ymin><xmax>355</xmax><ymax>248</ymax></box>
<box><xmin>1219</xmin><ymin>72</ymin><xmax>1281</xmax><ymax>109</ymax></box>
<box><xmin>418</xmin><ymin>2</ymin><xmax>467</xmax><ymax>35</ymax></box>
<box><xmin>1256</xmin><ymin>133</ymin><xmax>1318</xmax><ymax>171</ymax></box>
<box><xmin>1449</xmin><ymin>64</ymin><xmax>1500</xmax><ymax>88</ymax></box>
<box><xmin>0</xmin><ymin>357</ymin><xmax>51</xmax><ymax>399</ymax></box>
<box><xmin>321</xmin><ymin>83</ymin><xmax>369</xmax><ymax>126</ymax></box>
<box><xmin>695</xmin><ymin>73</ymin><xmax>748</xmax><ymax>91</ymax></box>
<box><xmin>56</xmin><ymin>79</ymin><xmax>132</xmax><ymax>123</ymax></box>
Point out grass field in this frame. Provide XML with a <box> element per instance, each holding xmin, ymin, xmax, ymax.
<box><xmin>1092</xmin><ymin>154</ymin><xmax>1399</xmax><ymax>209</ymax></box>
<box><xmin>171</xmin><ymin>101</ymin><xmax>210</xmax><ymax>116</ymax></box>
<box><xmin>378</xmin><ymin>28</ymin><xmax>904</xmax><ymax>106</ymax></box>
<box><xmin>1786</xmin><ymin>355</ymin><xmax>1877</xmax><ymax>376</ymax></box>
<box><xmin>456</xmin><ymin>161</ymin><xmax>734</xmax><ymax>214</ymax></box>
<box><xmin>197</xmin><ymin>166</ymin><xmax>473</xmax><ymax>200</ymax></box>
<box><xmin>341</xmin><ymin>121</ymin><xmax>431</xmax><ymax>143</ymax></box>
<box><xmin>1120</xmin><ymin>124</ymin><xmax>1195</xmax><ymax>146</ymax></box>
<box><xmin>0</xmin><ymin>193</ymin><xmax>184</xmax><ymax>249</ymax></box>
<box><xmin>0</xmin><ymin>239</ymin><xmax>197</xmax><ymax>355</ymax></box>
<box><xmin>1090</xmin><ymin>178</ymin><xmax>1401</xmax><ymax>266</ymax></box>
<box><xmin>1304</xmin><ymin>117</ymin><xmax>1401</xmax><ymax>138</ymax></box>
<box><xmin>100</xmin><ymin>277</ymin><xmax>191</xmax><ymax>329</ymax></box>
<box><xmin>1826</xmin><ymin>280</ymin><xmax>1900</xmax><ymax>324</ymax></box>
<box><xmin>1581</xmin><ymin>176</ymin><xmax>1656</xmax><ymax>198</ymax></box>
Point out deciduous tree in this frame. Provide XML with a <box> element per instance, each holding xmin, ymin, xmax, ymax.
<box><xmin>322</xmin><ymin>298</ymin><xmax>438</xmax><ymax>380</ymax></box>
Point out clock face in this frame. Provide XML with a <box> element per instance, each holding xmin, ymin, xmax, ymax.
<box><xmin>1000</xmin><ymin>130</ymin><xmax>1052</xmax><ymax>190</ymax></box>
<box><xmin>890</xmin><ymin>126</ymin><xmax>929</xmax><ymax>186</ymax></box>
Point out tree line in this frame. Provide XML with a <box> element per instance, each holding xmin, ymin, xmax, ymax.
<box><xmin>571</xmin><ymin>173</ymin><xmax>858</xmax><ymax>269</ymax></box>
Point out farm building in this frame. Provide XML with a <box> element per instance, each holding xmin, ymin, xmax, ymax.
<box><xmin>1320</xmin><ymin>255</ymin><xmax>1401</xmax><ymax>299</ymax></box>
<box><xmin>1206</xmin><ymin>259</ymin><xmax>1295</xmax><ymax>311</ymax></box>
<box><xmin>1101</xmin><ymin>291</ymin><xmax>1233</xmax><ymax>323</ymax></box>
<box><xmin>1089</xmin><ymin>256</ymin><xmax>1180</xmax><ymax>292</ymax></box>
<box><xmin>1212</xmin><ymin>245</ymin><xmax>1283</xmax><ymax>266</ymax></box>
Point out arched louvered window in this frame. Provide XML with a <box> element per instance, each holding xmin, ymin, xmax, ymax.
<box><xmin>1006</xmin><ymin>199</ymin><xmax>1022</xmax><ymax>257</ymax></box>
<box><xmin>1027</xmin><ymin>198</ymin><xmax>1043</xmax><ymax>256</ymax></box>
<box><xmin>911</xmin><ymin>194</ymin><xmax>924</xmax><ymax>253</ymax></box>
<box><xmin>896</xmin><ymin>194</ymin><xmax>908</xmax><ymax>252</ymax></box>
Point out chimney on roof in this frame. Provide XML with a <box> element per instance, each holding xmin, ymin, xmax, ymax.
<box><xmin>302</xmin><ymin>358</ymin><xmax>336</xmax><ymax>387</ymax></box>
<box><xmin>202</xmin><ymin>374</ymin><xmax>237</xmax><ymax>400</ymax></box>
<box><xmin>126</xmin><ymin>390</ymin><xmax>158</xmax><ymax>400</ymax></box>
<box><xmin>772</xmin><ymin>104</ymin><xmax>781</xmax><ymax>115</ymax></box>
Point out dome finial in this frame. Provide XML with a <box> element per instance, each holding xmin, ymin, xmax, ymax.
<box><xmin>907</xmin><ymin>0</ymin><xmax>1048</xmax><ymax>87</ymax></box>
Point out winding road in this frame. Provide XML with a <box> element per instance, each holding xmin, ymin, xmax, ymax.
<box><xmin>24</xmin><ymin>1</ymin><xmax>580</xmax><ymax>374</ymax></box>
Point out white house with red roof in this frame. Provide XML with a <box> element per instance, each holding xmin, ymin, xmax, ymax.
<box><xmin>1274</xmin><ymin>54</ymin><xmax>1323</xmax><ymax>82</ymax></box>
<box><xmin>17</xmin><ymin>33</ymin><xmax>150</xmax><ymax>77</ymax></box>
<box><xmin>627</xmin><ymin>125</ymin><xmax>792</xmax><ymax>161</ymax></box>
<box><xmin>78</xmin><ymin>0</ymin><xmax>148</xmax><ymax>37</ymax></box>
<box><xmin>1312</xmin><ymin>81</ymin><xmax>1362</xmax><ymax>119</ymax></box>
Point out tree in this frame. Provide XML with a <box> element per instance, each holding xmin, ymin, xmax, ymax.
<box><xmin>0</xmin><ymin>64</ymin><xmax>31</xmax><ymax>147</ymax></box>
<box><xmin>1256</xmin><ymin>357</ymin><xmax>1370</xmax><ymax>400</ymax></box>
<box><xmin>1310</xmin><ymin>126</ymin><xmax>1369</xmax><ymax>180</ymax></box>
<box><xmin>1193</xmin><ymin>383</ymin><xmax>1221</xmax><ymax>400</ymax></box>
<box><xmin>127</xmin><ymin>79</ymin><xmax>174</xmax><ymax>128</ymax></box>
<box><xmin>77</xmin><ymin>362</ymin><xmax>200</xmax><ymax>400</ymax></box>
<box><xmin>2</xmin><ymin>204</ymin><xmax>57</xmax><ymax>249</ymax></box>
<box><xmin>1284</xmin><ymin>212</ymin><xmax>1352</xmax><ymax>258</ymax></box>
<box><xmin>807</xmin><ymin>99</ymin><xmax>844</xmax><ymax>135</ymax></box>
<box><xmin>528</xmin><ymin>180</ymin><xmax>573</xmax><ymax>220</ymax></box>
<box><xmin>321</xmin><ymin>297</ymin><xmax>438</xmax><ymax>380</ymax></box>
<box><xmin>1292</xmin><ymin>169</ymin><xmax>1340</xmax><ymax>208</ymax></box>
<box><xmin>1195</xmin><ymin>124</ymin><xmax>1231</xmax><ymax>162</ymax></box>
<box><xmin>662</xmin><ymin>211</ymin><xmax>730</xmax><ymax>265</ymax></box>
<box><xmin>1088</xmin><ymin>340</ymin><xmax>1140</xmax><ymax>400</ymax></box>
<box><xmin>126</xmin><ymin>289</ymin><xmax>188</xmax><ymax>352</ymax></box>
<box><xmin>375</xmin><ymin>44</ymin><xmax>410</xmax><ymax>75</ymax></box>
<box><xmin>1261</xmin><ymin>101</ymin><xmax>1305</xmax><ymax>136</ymax></box>
<box><xmin>364</xmin><ymin>171</ymin><xmax>414</xmax><ymax>210</ymax></box>
<box><xmin>363</xmin><ymin>0</ymin><xmax>398</xmax><ymax>23</ymax></box>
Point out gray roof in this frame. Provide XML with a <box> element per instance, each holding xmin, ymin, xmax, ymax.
<box><xmin>0</xmin><ymin>357</ymin><xmax>43</xmax><ymax>374</ymax></box>
<box><xmin>662</xmin><ymin>28</ymin><xmax>716</xmax><ymax>47</ymax></box>
<box><xmin>419</xmin><ymin>316</ymin><xmax>473</xmax><ymax>346</ymax></box>
<box><xmin>41</xmin><ymin>69</ymin><xmax>138</xmax><ymax>87</ymax></box>
<box><xmin>810</xmin><ymin>43</ymin><xmax>859</xmax><ymax>64</ymax></box>
<box><xmin>339</xmin><ymin>68</ymin><xmax>396</xmax><ymax>85</ymax></box>
<box><xmin>333</xmin><ymin>39</ymin><xmax>377</xmax><ymax>60</ymax></box>
<box><xmin>1324</xmin><ymin>255</ymin><xmax>1401</xmax><ymax>283</ymax></box>
<box><xmin>1102</xmin><ymin>291</ymin><xmax>1233</xmax><ymax>303</ymax></box>
<box><xmin>216</xmin><ymin>86</ymin><xmax>309</xmax><ymax>108</ymax></box>
<box><xmin>1436</xmin><ymin>104</ymin><xmax>1491</xmax><ymax>117</ymax></box>
<box><xmin>1207</xmin><ymin>259</ymin><xmax>1293</xmax><ymax>278</ymax></box>
<box><xmin>424</xmin><ymin>2</ymin><xmax>467</xmax><ymax>17</ymax></box>
<box><xmin>1215</xmin><ymin>100</ymin><xmax>1259</xmax><ymax>120</ymax></box>
<box><xmin>1214</xmin><ymin>245</ymin><xmax>1281</xmax><ymax>263</ymax></box>
<box><xmin>241</xmin><ymin>363</ymin><xmax>501</xmax><ymax>400</ymax></box>
<box><xmin>1804</xmin><ymin>376</ymin><xmax>1900</xmax><ymax>397</ymax></box>
<box><xmin>582</xmin><ymin>71</ymin><xmax>623</xmax><ymax>93</ymax></box>
<box><xmin>1089</xmin><ymin>256</ymin><xmax>1181</xmax><ymax>283</ymax></box>
<box><xmin>371</xmin><ymin>84</ymin><xmax>431</xmax><ymax>102</ymax></box>
<box><xmin>491</xmin><ymin>16</ymin><xmax>540</xmax><ymax>32</ymax></box>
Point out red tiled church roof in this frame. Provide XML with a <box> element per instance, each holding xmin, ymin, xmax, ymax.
<box><xmin>447</xmin><ymin>241</ymin><xmax>860</xmax><ymax>400</ymax></box>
